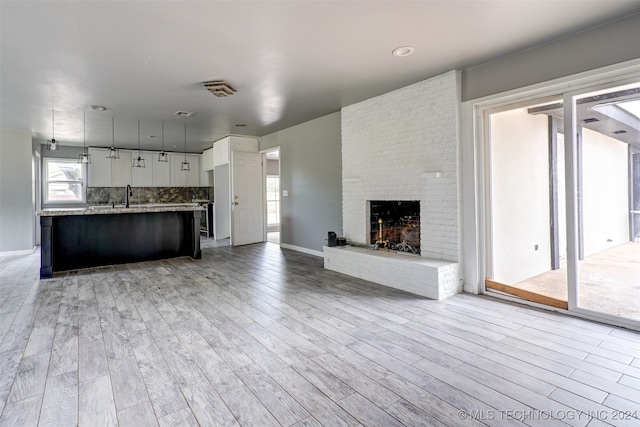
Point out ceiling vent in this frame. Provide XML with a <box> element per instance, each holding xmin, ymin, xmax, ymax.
<box><xmin>613</xmin><ymin>130</ymin><xmax>627</xmax><ymax>134</ymax></box>
<box><xmin>175</xmin><ymin>111</ymin><xmax>196</xmax><ymax>117</ymax></box>
<box><xmin>582</xmin><ymin>117</ymin><xmax>599</xmax><ymax>123</ymax></box>
<box><xmin>204</xmin><ymin>80</ymin><xmax>237</xmax><ymax>97</ymax></box>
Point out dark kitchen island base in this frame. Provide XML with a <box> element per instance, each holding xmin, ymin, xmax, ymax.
<box><xmin>40</xmin><ymin>209</ymin><xmax>201</xmax><ymax>278</ymax></box>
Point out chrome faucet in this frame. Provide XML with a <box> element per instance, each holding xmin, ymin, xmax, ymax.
<box><xmin>125</xmin><ymin>184</ymin><xmax>132</xmax><ymax>208</ymax></box>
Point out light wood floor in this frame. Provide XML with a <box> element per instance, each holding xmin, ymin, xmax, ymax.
<box><xmin>1</xmin><ymin>240</ymin><xmax>640</xmax><ymax>426</ymax></box>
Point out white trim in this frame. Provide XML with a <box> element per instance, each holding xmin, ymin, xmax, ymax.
<box><xmin>280</xmin><ymin>243</ymin><xmax>323</xmax><ymax>257</ymax></box>
<box><xmin>0</xmin><ymin>247</ymin><xmax>37</xmax><ymax>257</ymax></box>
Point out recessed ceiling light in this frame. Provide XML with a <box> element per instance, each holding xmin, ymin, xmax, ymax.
<box><xmin>175</xmin><ymin>110</ymin><xmax>196</xmax><ymax>117</ymax></box>
<box><xmin>90</xmin><ymin>105</ymin><xmax>107</xmax><ymax>111</ymax></box>
<box><xmin>392</xmin><ymin>46</ymin><xmax>414</xmax><ymax>57</ymax></box>
<box><xmin>147</xmin><ymin>135</ymin><xmax>159</xmax><ymax>138</ymax></box>
<box><xmin>170</xmin><ymin>145</ymin><xmax>178</xmax><ymax>148</ymax></box>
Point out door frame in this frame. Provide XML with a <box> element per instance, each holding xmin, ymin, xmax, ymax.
<box><xmin>260</xmin><ymin>147</ymin><xmax>281</xmax><ymax>245</ymax></box>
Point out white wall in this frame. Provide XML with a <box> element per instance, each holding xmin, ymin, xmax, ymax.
<box><xmin>0</xmin><ymin>129</ymin><xmax>34</xmax><ymax>254</ymax></box>
<box><xmin>489</xmin><ymin>108</ymin><xmax>551</xmax><ymax>284</ymax></box>
<box><xmin>582</xmin><ymin>127</ymin><xmax>629</xmax><ymax>255</ymax></box>
<box><xmin>341</xmin><ymin>71</ymin><xmax>460</xmax><ymax>261</ymax></box>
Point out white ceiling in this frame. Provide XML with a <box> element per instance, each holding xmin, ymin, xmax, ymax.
<box><xmin>2</xmin><ymin>0</ymin><xmax>640</xmax><ymax>153</ymax></box>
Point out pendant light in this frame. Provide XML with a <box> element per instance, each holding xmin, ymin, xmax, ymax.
<box><xmin>133</xmin><ymin>120</ymin><xmax>145</xmax><ymax>168</ymax></box>
<box><xmin>106</xmin><ymin>116</ymin><xmax>120</xmax><ymax>159</ymax></box>
<box><xmin>46</xmin><ymin>109</ymin><xmax>58</xmax><ymax>151</ymax></box>
<box><xmin>77</xmin><ymin>111</ymin><xmax>91</xmax><ymax>164</ymax></box>
<box><xmin>180</xmin><ymin>121</ymin><xmax>190</xmax><ymax>171</ymax></box>
<box><xmin>158</xmin><ymin>121</ymin><xmax>168</xmax><ymax>162</ymax></box>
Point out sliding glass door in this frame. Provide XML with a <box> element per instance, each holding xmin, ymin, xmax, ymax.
<box><xmin>486</xmin><ymin>78</ymin><xmax>640</xmax><ymax>326</ymax></box>
<box><xmin>570</xmin><ymin>83</ymin><xmax>640</xmax><ymax>322</ymax></box>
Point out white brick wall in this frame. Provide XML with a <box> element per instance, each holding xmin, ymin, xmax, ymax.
<box><xmin>341</xmin><ymin>70</ymin><xmax>460</xmax><ymax>261</ymax></box>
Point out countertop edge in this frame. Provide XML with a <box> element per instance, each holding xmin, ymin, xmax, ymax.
<box><xmin>37</xmin><ymin>206</ymin><xmax>205</xmax><ymax>216</ymax></box>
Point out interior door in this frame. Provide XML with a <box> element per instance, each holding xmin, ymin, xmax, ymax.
<box><xmin>231</xmin><ymin>151</ymin><xmax>264</xmax><ymax>246</ymax></box>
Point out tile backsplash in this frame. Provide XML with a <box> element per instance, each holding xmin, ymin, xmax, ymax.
<box><xmin>87</xmin><ymin>187</ymin><xmax>211</xmax><ymax>205</ymax></box>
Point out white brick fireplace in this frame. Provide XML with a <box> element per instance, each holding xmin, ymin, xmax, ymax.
<box><xmin>324</xmin><ymin>71</ymin><xmax>461</xmax><ymax>299</ymax></box>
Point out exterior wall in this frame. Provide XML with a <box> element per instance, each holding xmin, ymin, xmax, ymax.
<box><xmin>341</xmin><ymin>71</ymin><xmax>460</xmax><ymax>261</ymax></box>
<box><xmin>260</xmin><ymin>112</ymin><xmax>342</xmax><ymax>254</ymax></box>
<box><xmin>582</xmin><ymin>127</ymin><xmax>629</xmax><ymax>256</ymax></box>
<box><xmin>489</xmin><ymin>108</ymin><xmax>551</xmax><ymax>285</ymax></box>
<box><xmin>0</xmin><ymin>129</ymin><xmax>34</xmax><ymax>254</ymax></box>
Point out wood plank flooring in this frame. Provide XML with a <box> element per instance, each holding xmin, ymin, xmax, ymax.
<box><xmin>1</xmin><ymin>240</ymin><xmax>640</xmax><ymax>426</ymax></box>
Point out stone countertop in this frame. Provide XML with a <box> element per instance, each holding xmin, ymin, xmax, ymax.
<box><xmin>37</xmin><ymin>203</ymin><xmax>204</xmax><ymax>217</ymax></box>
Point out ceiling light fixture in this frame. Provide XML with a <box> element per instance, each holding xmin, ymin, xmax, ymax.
<box><xmin>392</xmin><ymin>46</ymin><xmax>415</xmax><ymax>57</ymax></box>
<box><xmin>46</xmin><ymin>109</ymin><xmax>58</xmax><ymax>151</ymax></box>
<box><xmin>180</xmin><ymin>121</ymin><xmax>190</xmax><ymax>172</ymax></box>
<box><xmin>133</xmin><ymin>120</ymin><xmax>145</xmax><ymax>168</ymax></box>
<box><xmin>158</xmin><ymin>122</ymin><xmax>168</xmax><ymax>162</ymax></box>
<box><xmin>77</xmin><ymin>111</ymin><xmax>91</xmax><ymax>164</ymax></box>
<box><xmin>90</xmin><ymin>105</ymin><xmax>106</xmax><ymax>111</ymax></box>
<box><xmin>235</xmin><ymin>123</ymin><xmax>247</xmax><ymax>128</ymax></box>
<box><xmin>106</xmin><ymin>116</ymin><xmax>120</xmax><ymax>159</ymax></box>
<box><xmin>204</xmin><ymin>80</ymin><xmax>237</xmax><ymax>97</ymax></box>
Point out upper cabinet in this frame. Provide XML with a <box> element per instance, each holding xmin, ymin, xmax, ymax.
<box><xmin>88</xmin><ymin>148</ymin><xmax>207</xmax><ymax>187</ymax></box>
<box><xmin>213</xmin><ymin>136</ymin><xmax>259</xmax><ymax>166</ymax></box>
<box><xmin>202</xmin><ymin>147</ymin><xmax>214</xmax><ymax>171</ymax></box>
<box><xmin>88</xmin><ymin>148</ymin><xmax>132</xmax><ymax>187</ymax></box>
<box><xmin>169</xmin><ymin>153</ymin><xmax>201</xmax><ymax>187</ymax></box>
<box><xmin>152</xmin><ymin>154</ymin><xmax>171</xmax><ymax>187</ymax></box>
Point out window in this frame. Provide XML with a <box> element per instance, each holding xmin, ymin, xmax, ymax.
<box><xmin>266</xmin><ymin>175</ymin><xmax>280</xmax><ymax>226</ymax></box>
<box><xmin>43</xmin><ymin>158</ymin><xmax>85</xmax><ymax>203</ymax></box>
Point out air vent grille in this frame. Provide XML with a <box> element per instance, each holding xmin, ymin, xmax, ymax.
<box><xmin>204</xmin><ymin>80</ymin><xmax>237</xmax><ymax>98</ymax></box>
<box><xmin>613</xmin><ymin>130</ymin><xmax>627</xmax><ymax>134</ymax></box>
<box><xmin>175</xmin><ymin>111</ymin><xmax>196</xmax><ymax>117</ymax></box>
<box><xmin>582</xmin><ymin>117</ymin><xmax>599</xmax><ymax>123</ymax></box>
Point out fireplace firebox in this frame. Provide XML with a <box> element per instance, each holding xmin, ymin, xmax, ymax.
<box><xmin>369</xmin><ymin>200</ymin><xmax>420</xmax><ymax>254</ymax></box>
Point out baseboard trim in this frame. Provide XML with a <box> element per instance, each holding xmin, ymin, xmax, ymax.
<box><xmin>0</xmin><ymin>246</ymin><xmax>37</xmax><ymax>257</ymax></box>
<box><xmin>280</xmin><ymin>243</ymin><xmax>323</xmax><ymax>258</ymax></box>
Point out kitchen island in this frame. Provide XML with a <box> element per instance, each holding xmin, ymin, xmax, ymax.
<box><xmin>37</xmin><ymin>204</ymin><xmax>203</xmax><ymax>278</ymax></box>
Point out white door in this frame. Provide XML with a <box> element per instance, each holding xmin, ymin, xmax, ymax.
<box><xmin>231</xmin><ymin>151</ymin><xmax>264</xmax><ymax>246</ymax></box>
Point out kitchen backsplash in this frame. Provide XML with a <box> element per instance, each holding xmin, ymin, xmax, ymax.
<box><xmin>87</xmin><ymin>187</ymin><xmax>211</xmax><ymax>205</ymax></box>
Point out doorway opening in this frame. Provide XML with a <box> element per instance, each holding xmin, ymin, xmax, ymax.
<box><xmin>264</xmin><ymin>148</ymin><xmax>280</xmax><ymax>245</ymax></box>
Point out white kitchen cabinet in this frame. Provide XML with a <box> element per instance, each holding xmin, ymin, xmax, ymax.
<box><xmin>200</xmin><ymin>156</ymin><xmax>211</xmax><ymax>186</ymax></box>
<box><xmin>88</xmin><ymin>147</ymin><xmax>132</xmax><ymax>187</ymax></box>
<box><xmin>170</xmin><ymin>153</ymin><xmax>201</xmax><ymax>187</ymax></box>
<box><xmin>213</xmin><ymin>136</ymin><xmax>259</xmax><ymax>167</ymax></box>
<box><xmin>202</xmin><ymin>147</ymin><xmax>214</xmax><ymax>171</ymax></box>
<box><xmin>213</xmin><ymin>137</ymin><xmax>229</xmax><ymax>166</ymax></box>
<box><xmin>112</xmin><ymin>151</ymin><xmax>132</xmax><ymax>187</ymax></box>
<box><xmin>88</xmin><ymin>148</ymin><xmax>112</xmax><ymax>187</ymax></box>
<box><xmin>152</xmin><ymin>155</ymin><xmax>171</xmax><ymax>187</ymax></box>
<box><xmin>131</xmin><ymin>151</ymin><xmax>153</xmax><ymax>187</ymax></box>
